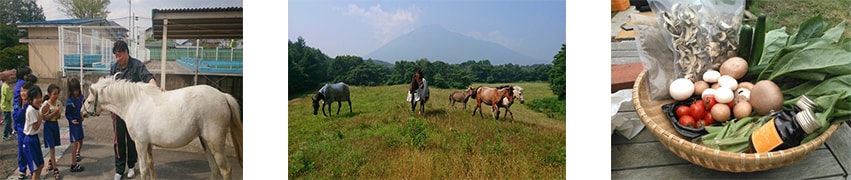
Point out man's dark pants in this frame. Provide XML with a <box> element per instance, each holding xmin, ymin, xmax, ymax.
<box><xmin>113</xmin><ymin>114</ymin><xmax>137</xmax><ymax>175</ymax></box>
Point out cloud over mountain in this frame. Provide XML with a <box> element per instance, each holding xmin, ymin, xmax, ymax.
<box><xmin>366</xmin><ymin>25</ymin><xmax>548</xmax><ymax>65</ymax></box>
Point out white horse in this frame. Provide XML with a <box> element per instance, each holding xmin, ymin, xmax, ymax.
<box><xmin>83</xmin><ymin>76</ymin><xmax>243</xmax><ymax>180</ymax></box>
<box><xmin>499</xmin><ymin>86</ymin><xmax>525</xmax><ymax>120</ymax></box>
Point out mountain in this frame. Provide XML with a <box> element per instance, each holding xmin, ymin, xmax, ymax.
<box><xmin>365</xmin><ymin>59</ymin><xmax>394</xmax><ymax>68</ymax></box>
<box><xmin>365</xmin><ymin>25</ymin><xmax>548</xmax><ymax>65</ymax></box>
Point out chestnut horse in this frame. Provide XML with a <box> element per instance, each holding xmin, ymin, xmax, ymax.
<box><xmin>472</xmin><ymin>85</ymin><xmax>515</xmax><ymax>120</ymax></box>
<box><xmin>407</xmin><ymin>70</ymin><xmax>429</xmax><ymax>115</ymax></box>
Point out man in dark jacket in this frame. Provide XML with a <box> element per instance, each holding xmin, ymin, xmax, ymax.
<box><xmin>110</xmin><ymin>40</ymin><xmax>162</xmax><ymax>180</ymax></box>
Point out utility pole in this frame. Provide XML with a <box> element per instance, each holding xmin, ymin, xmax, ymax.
<box><xmin>129</xmin><ymin>0</ymin><xmax>132</xmax><ymax>42</ymax></box>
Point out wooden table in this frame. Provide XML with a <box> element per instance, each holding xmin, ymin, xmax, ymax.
<box><xmin>612</xmin><ymin>107</ymin><xmax>851</xmax><ymax>179</ymax></box>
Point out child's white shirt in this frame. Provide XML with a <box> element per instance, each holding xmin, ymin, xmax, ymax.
<box><xmin>24</xmin><ymin>104</ymin><xmax>40</xmax><ymax>135</ymax></box>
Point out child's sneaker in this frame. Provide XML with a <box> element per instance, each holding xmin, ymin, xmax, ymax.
<box><xmin>114</xmin><ymin>173</ymin><xmax>122</xmax><ymax>180</ymax></box>
<box><xmin>53</xmin><ymin>168</ymin><xmax>60</xmax><ymax>179</ymax></box>
<box><xmin>70</xmin><ymin>164</ymin><xmax>85</xmax><ymax>172</ymax></box>
<box><xmin>76</xmin><ymin>153</ymin><xmax>82</xmax><ymax>162</ymax></box>
<box><xmin>46</xmin><ymin>162</ymin><xmax>55</xmax><ymax>173</ymax></box>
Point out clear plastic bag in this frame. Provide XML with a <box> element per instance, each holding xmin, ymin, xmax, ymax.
<box><xmin>634</xmin><ymin>14</ymin><xmax>677</xmax><ymax>101</ymax></box>
<box><xmin>648</xmin><ymin>0</ymin><xmax>745</xmax><ymax>82</ymax></box>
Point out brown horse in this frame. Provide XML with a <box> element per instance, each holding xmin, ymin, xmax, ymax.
<box><xmin>407</xmin><ymin>70</ymin><xmax>429</xmax><ymax>115</ymax></box>
<box><xmin>449</xmin><ymin>87</ymin><xmax>475</xmax><ymax>110</ymax></box>
<box><xmin>472</xmin><ymin>85</ymin><xmax>515</xmax><ymax>120</ymax></box>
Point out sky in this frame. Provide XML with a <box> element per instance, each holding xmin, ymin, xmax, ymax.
<box><xmin>288</xmin><ymin>0</ymin><xmax>566</xmax><ymax>62</ymax></box>
<box><xmin>34</xmin><ymin>0</ymin><xmax>243</xmax><ymax>35</ymax></box>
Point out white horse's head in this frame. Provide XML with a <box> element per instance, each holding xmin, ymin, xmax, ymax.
<box><xmin>513</xmin><ymin>86</ymin><xmax>524</xmax><ymax>104</ymax></box>
<box><xmin>82</xmin><ymin>76</ymin><xmax>115</xmax><ymax>116</ymax></box>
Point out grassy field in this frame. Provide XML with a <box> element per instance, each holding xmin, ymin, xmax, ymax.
<box><xmin>288</xmin><ymin>82</ymin><xmax>565</xmax><ymax>179</ymax></box>
<box><xmin>750</xmin><ymin>0</ymin><xmax>851</xmax><ymax>37</ymax></box>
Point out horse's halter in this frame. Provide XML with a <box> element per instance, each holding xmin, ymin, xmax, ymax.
<box><xmin>86</xmin><ymin>72</ymin><xmax>122</xmax><ymax>116</ymax></box>
<box><xmin>87</xmin><ymin>91</ymin><xmax>99</xmax><ymax>116</ymax></box>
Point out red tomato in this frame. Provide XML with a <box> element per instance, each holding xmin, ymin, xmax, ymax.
<box><xmin>690</xmin><ymin>101</ymin><xmax>706</xmax><ymax>119</ymax></box>
<box><xmin>679</xmin><ymin>115</ymin><xmax>696</xmax><ymax>128</ymax></box>
<box><xmin>701</xmin><ymin>113</ymin><xmax>715</xmax><ymax>127</ymax></box>
<box><xmin>676</xmin><ymin>105</ymin><xmax>690</xmax><ymax>118</ymax></box>
<box><xmin>704</xmin><ymin>95</ymin><xmax>717</xmax><ymax>111</ymax></box>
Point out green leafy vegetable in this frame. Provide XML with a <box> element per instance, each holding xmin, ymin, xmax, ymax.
<box><xmin>767</xmin><ymin>46</ymin><xmax>851</xmax><ymax>81</ymax></box>
<box><xmin>759</xmin><ymin>27</ymin><xmax>790</xmax><ymax>65</ymax></box>
<box><xmin>790</xmin><ymin>15</ymin><xmax>826</xmax><ymax>45</ymax></box>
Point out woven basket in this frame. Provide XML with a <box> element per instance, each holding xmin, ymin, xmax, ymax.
<box><xmin>632</xmin><ymin>70</ymin><xmax>840</xmax><ymax>172</ymax></box>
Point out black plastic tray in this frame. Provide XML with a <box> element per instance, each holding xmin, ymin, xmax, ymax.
<box><xmin>661</xmin><ymin>96</ymin><xmax>719</xmax><ymax>139</ymax></box>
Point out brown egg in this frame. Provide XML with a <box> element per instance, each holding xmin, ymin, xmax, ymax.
<box><xmin>694</xmin><ymin>81</ymin><xmax>709</xmax><ymax>96</ymax></box>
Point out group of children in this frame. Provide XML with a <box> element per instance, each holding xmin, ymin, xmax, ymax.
<box><xmin>4</xmin><ymin>67</ymin><xmax>88</xmax><ymax>180</ymax></box>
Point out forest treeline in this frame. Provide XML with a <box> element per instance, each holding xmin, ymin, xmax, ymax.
<box><xmin>289</xmin><ymin>37</ymin><xmax>565</xmax><ymax>99</ymax></box>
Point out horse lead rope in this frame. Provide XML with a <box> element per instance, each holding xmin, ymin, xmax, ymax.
<box><xmin>87</xmin><ymin>92</ymin><xmax>98</xmax><ymax>117</ymax></box>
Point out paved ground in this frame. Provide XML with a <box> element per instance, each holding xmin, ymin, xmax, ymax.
<box><xmin>0</xmin><ymin>113</ymin><xmax>242</xmax><ymax>179</ymax></box>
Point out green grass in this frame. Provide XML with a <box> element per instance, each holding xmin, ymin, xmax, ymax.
<box><xmin>750</xmin><ymin>0</ymin><xmax>851</xmax><ymax>38</ymax></box>
<box><xmin>288</xmin><ymin>82</ymin><xmax>565</xmax><ymax>179</ymax></box>
<box><xmin>526</xmin><ymin>97</ymin><xmax>566</xmax><ymax>119</ymax></box>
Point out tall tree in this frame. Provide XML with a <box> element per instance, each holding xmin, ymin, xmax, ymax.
<box><xmin>549</xmin><ymin>44</ymin><xmax>566</xmax><ymax>99</ymax></box>
<box><xmin>288</xmin><ymin>37</ymin><xmax>330</xmax><ymax>98</ymax></box>
<box><xmin>56</xmin><ymin>0</ymin><xmax>111</xmax><ymax>18</ymax></box>
<box><xmin>1</xmin><ymin>0</ymin><xmax>46</xmax><ymax>48</ymax></box>
<box><xmin>0</xmin><ymin>0</ymin><xmax>45</xmax><ymax>70</ymax></box>
<box><xmin>1</xmin><ymin>0</ymin><xmax>46</xmax><ymax>25</ymax></box>
<box><xmin>340</xmin><ymin>61</ymin><xmax>389</xmax><ymax>86</ymax></box>
<box><xmin>0</xmin><ymin>44</ymin><xmax>28</xmax><ymax>69</ymax></box>
<box><xmin>328</xmin><ymin>55</ymin><xmax>364</xmax><ymax>82</ymax></box>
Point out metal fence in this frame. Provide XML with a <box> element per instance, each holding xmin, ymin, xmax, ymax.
<box><xmin>59</xmin><ymin>26</ymin><xmax>148</xmax><ymax>73</ymax></box>
<box><xmin>149</xmin><ymin>47</ymin><xmax>243</xmax><ymax>61</ymax></box>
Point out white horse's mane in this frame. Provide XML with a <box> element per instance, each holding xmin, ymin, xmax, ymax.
<box><xmin>92</xmin><ymin>77</ymin><xmax>161</xmax><ymax>101</ymax></box>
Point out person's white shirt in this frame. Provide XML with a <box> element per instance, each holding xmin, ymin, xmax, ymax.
<box><xmin>24</xmin><ymin>104</ymin><xmax>40</xmax><ymax>135</ymax></box>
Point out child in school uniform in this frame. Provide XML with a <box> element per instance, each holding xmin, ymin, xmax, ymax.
<box><xmin>41</xmin><ymin>84</ymin><xmax>62</xmax><ymax>178</ymax></box>
<box><xmin>23</xmin><ymin>85</ymin><xmax>44</xmax><ymax>180</ymax></box>
<box><xmin>14</xmin><ymin>74</ymin><xmax>36</xmax><ymax>179</ymax></box>
<box><xmin>66</xmin><ymin>78</ymin><xmax>85</xmax><ymax>172</ymax></box>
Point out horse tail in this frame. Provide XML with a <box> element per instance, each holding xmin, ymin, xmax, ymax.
<box><xmin>224</xmin><ymin>94</ymin><xmax>243</xmax><ymax>167</ymax></box>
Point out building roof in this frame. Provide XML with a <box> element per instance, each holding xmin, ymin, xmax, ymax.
<box><xmin>151</xmin><ymin>7</ymin><xmax>242</xmax><ymax>39</ymax></box>
<box><xmin>152</xmin><ymin>7</ymin><xmax>242</xmax><ymax>13</ymax></box>
<box><xmin>17</xmin><ymin>18</ymin><xmax>109</xmax><ymax>27</ymax></box>
<box><xmin>16</xmin><ymin>18</ymin><xmax>127</xmax><ymax>40</ymax></box>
